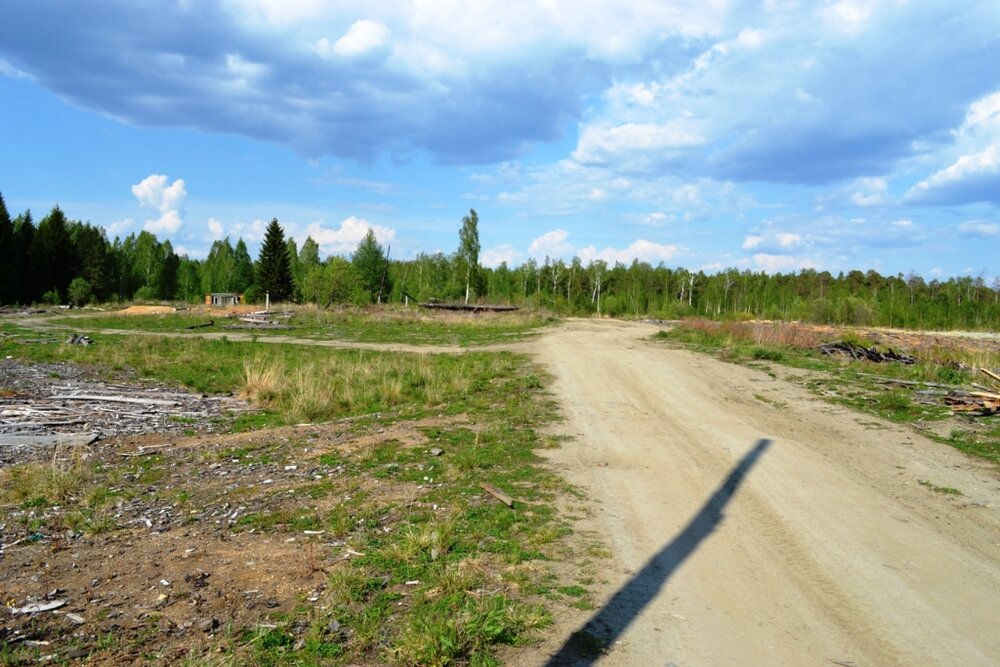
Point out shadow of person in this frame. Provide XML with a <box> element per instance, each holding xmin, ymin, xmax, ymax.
<box><xmin>546</xmin><ymin>438</ymin><xmax>772</xmax><ymax>666</ymax></box>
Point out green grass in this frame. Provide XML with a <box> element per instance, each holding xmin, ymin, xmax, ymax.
<box><xmin>1</xmin><ymin>323</ymin><xmax>580</xmax><ymax>666</ymax></box>
<box><xmin>657</xmin><ymin>323</ymin><xmax>1000</xmax><ymax>463</ymax></box>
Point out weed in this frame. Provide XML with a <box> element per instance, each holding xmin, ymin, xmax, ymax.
<box><xmin>918</xmin><ymin>479</ymin><xmax>963</xmax><ymax>495</ymax></box>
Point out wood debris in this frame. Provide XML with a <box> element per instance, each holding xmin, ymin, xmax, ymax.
<box><xmin>420</xmin><ymin>301</ymin><xmax>518</xmax><ymax>313</ymax></box>
<box><xmin>817</xmin><ymin>341</ymin><xmax>916</xmax><ymax>365</ymax></box>
<box><xmin>1</xmin><ymin>359</ymin><xmax>252</xmax><ymax>466</ymax></box>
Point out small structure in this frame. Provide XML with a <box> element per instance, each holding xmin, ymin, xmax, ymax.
<box><xmin>205</xmin><ymin>293</ymin><xmax>242</xmax><ymax>307</ymax></box>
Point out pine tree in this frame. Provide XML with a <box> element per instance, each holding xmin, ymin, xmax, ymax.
<box><xmin>256</xmin><ymin>218</ymin><xmax>295</xmax><ymax>302</ymax></box>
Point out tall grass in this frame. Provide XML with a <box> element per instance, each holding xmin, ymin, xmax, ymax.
<box><xmin>241</xmin><ymin>352</ymin><xmax>489</xmax><ymax>422</ymax></box>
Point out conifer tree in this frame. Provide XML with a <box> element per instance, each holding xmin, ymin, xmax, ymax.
<box><xmin>256</xmin><ymin>218</ymin><xmax>295</xmax><ymax>302</ymax></box>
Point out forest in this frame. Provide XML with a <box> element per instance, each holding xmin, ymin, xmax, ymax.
<box><xmin>1</xmin><ymin>193</ymin><xmax>998</xmax><ymax>331</ymax></box>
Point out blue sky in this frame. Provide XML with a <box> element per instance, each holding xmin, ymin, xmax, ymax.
<box><xmin>1</xmin><ymin>0</ymin><xmax>998</xmax><ymax>280</ymax></box>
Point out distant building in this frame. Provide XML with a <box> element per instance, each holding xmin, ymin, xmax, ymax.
<box><xmin>205</xmin><ymin>293</ymin><xmax>242</xmax><ymax>307</ymax></box>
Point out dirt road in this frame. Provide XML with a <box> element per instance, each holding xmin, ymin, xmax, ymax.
<box><xmin>527</xmin><ymin>319</ymin><xmax>1000</xmax><ymax>666</ymax></box>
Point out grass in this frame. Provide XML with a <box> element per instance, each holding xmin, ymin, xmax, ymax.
<box><xmin>657</xmin><ymin>320</ymin><xmax>1000</xmax><ymax>463</ymax></box>
<box><xmin>1</xmin><ymin>319</ymin><xmax>582</xmax><ymax>666</ymax></box>
<box><xmin>43</xmin><ymin>304</ymin><xmax>555</xmax><ymax>347</ymax></box>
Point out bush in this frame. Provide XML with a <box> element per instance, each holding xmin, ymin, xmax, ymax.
<box><xmin>67</xmin><ymin>277</ymin><xmax>93</xmax><ymax>307</ymax></box>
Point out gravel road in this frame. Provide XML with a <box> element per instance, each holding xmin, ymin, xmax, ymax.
<box><xmin>526</xmin><ymin>318</ymin><xmax>1000</xmax><ymax>666</ymax></box>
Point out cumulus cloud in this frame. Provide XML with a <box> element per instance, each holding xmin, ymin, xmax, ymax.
<box><xmin>303</xmin><ymin>216</ymin><xmax>396</xmax><ymax>256</ymax></box>
<box><xmin>317</xmin><ymin>20</ymin><xmax>391</xmax><ymax>58</ymax></box>
<box><xmin>578</xmin><ymin>239</ymin><xmax>680</xmax><ymax>265</ymax></box>
<box><xmin>905</xmin><ymin>144</ymin><xmax>1000</xmax><ymax>205</ymax></box>
<box><xmin>481</xmin><ymin>244</ymin><xmax>524</xmax><ymax>268</ymax></box>
<box><xmin>132</xmin><ymin>174</ymin><xmax>187</xmax><ymax>234</ymax></box>
<box><xmin>207</xmin><ymin>217</ymin><xmax>225</xmax><ymax>239</ymax></box>
<box><xmin>528</xmin><ymin>229</ymin><xmax>573</xmax><ymax>258</ymax></box>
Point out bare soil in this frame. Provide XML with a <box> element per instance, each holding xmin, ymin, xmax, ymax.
<box><xmin>517</xmin><ymin>319</ymin><xmax>1000</xmax><ymax>666</ymax></box>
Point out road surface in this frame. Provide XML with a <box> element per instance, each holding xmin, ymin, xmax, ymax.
<box><xmin>525</xmin><ymin>319</ymin><xmax>1000</xmax><ymax>666</ymax></box>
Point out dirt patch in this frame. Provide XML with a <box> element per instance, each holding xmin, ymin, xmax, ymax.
<box><xmin>116</xmin><ymin>306</ymin><xmax>177</xmax><ymax>315</ymax></box>
<box><xmin>0</xmin><ymin>415</ymin><xmax>465</xmax><ymax>664</ymax></box>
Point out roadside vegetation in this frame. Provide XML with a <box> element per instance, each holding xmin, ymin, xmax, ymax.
<box><xmin>0</xmin><ymin>314</ymin><xmax>598</xmax><ymax>666</ymax></box>
<box><xmin>656</xmin><ymin>319</ymin><xmax>1000</xmax><ymax>463</ymax></box>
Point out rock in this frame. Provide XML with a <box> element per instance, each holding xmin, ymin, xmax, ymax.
<box><xmin>198</xmin><ymin>617</ymin><xmax>220</xmax><ymax>633</ymax></box>
<box><xmin>429</xmin><ymin>447</ymin><xmax>444</xmax><ymax>456</ymax></box>
<box><xmin>65</xmin><ymin>613</ymin><xmax>86</xmax><ymax>624</ymax></box>
<box><xmin>11</xmin><ymin>599</ymin><xmax>66</xmax><ymax>614</ymax></box>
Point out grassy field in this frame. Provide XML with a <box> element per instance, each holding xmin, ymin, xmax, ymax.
<box><xmin>656</xmin><ymin>320</ymin><xmax>1000</xmax><ymax>463</ymax></box>
<box><xmin>0</xmin><ymin>312</ymin><xmax>598</xmax><ymax>666</ymax></box>
<box><xmin>43</xmin><ymin>304</ymin><xmax>555</xmax><ymax>347</ymax></box>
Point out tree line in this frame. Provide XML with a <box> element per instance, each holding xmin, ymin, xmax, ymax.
<box><xmin>1</xmin><ymin>192</ymin><xmax>997</xmax><ymax>330</ymax></box>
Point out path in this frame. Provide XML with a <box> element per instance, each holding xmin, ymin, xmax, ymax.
<box><xmin>525</xmin><ymin>318</ymin><xmax>1000</xmax><ymax>666</ymax></box>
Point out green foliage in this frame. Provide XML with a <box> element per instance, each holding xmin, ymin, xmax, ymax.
<box><xmin>457</xmin><ymin>208</ymin><xmax>482</xmax><ymax>304</ymax></box>
<box><xmin>67</xmin><ymin>277</ymin><xmax>93</xmax><ymax>306</ymax></box>
<box><xmin>352</xmin><ymin>227</ymin><xmax>391</xmax><ymax>303</ymax></box>
<box><xmin>256</xmin><ymin>218</ymin><xmax>295</xmax><ymax>302</ymax></box>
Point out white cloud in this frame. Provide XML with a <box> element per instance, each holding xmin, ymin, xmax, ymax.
<box><xmin>317</xmin><ymin>20</ymin><xmax>391</xmax><ymax>58</ymax></box>
<box><xmin>303</xmin><ymin>216</ymin><xmax>396</xmax><ymax>256</ymax></box>
<box><xmin>481</xmin><ymin>244</ymin><xmax>524</xmax><ymax>268</ymax></box>
<box><xmin>752</xmin><ymin>253</ymin><xmax>816</xmax><ymax>273</ymax></box>
<box><xmin>578</xmin><ymin>239</ymin><xmax>680</xmax><ymax>265</ymax></box>
<box><xmin>527</xmin><ymin>229</ymin><xmax>573</xmax><ymax>258</ymax></box>
<box><xmin>229</xmin><ymin>218</ymin><xmax>269</xmax><ymax>243</ymax></box>
<box><xmin>207</xmin><ymin>217</ymin><xmax>225</xmax><ymax>239</ymax></box>
<box><xmin>776</xmin><ymin>232</ymin><xmax>801</xmax><ymax>248</ymax></box>
<box><xmin>742</xmin><ymin>235</ymin><xmax>762</xmax><ymax>250</ymax></box>
<box><xmin>905</xmin><ymin>144</ymin><xmax>1000</xmax><ymax>204</ymax></box>
<box><xmin>891</xmin><ymin>218</ymin><xmax>913</xmax><ymax>228</ymax></box>
<box><xmin>574</xmin><ymin>120</ymin><xmax>705</xmax><ymax>168</ymax></box>
<box><xmin>105</xmin><ymin>218</ymin><xmax>133</xmax><ymax>237</ymax></box>
<box><xmin>641</xmin><ymin>211</ymin><xmax>671</xmax><ymax>226</ymax></box>
<box><xmin>849</xmin><ymin>177</ymin><xmax>889</xmax><ymax>207</ymax></box>
<box><xmin>958</xmin><ymin>220</ymin><xmax>1000</xmax><ymax>237</ymax></box>
<box><xmin>131</xmin><ymin>174</ymin><xmax>187</xmax><ymax>234</ymax></box>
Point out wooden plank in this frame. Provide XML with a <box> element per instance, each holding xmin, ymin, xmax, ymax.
<box><xmin>51</xmin><ymin>394</ymin><xmax>179</xmax><ymax>407</ymax></box>
<box><xmin>0</xmin><ymin>433</ymin><xmax>98</xmax><ymax>448</ymax></box>
<box><xmin>479</xmin><ymin>482</ymin><xmax>515</xmax><ymax>507</ymax></box>
<box><xmin>980</xmin><ymin>368</ymin><xmax>1000</xmax><ymax>385</ymax></box>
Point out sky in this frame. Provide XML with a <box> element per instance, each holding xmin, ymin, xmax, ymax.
<box><xmin>0</xmin><ymin>0</ymin><xmax>998</xmax><ymax>280</ymax></box>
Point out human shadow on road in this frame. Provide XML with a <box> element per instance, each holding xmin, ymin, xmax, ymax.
<box><xmin>545</xmin><ymin>438</ymin><xmax>772</xmax><ymax>666</ymax></box>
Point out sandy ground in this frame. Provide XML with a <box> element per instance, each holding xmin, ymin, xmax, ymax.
<box><xmin>521</xmin><ymin>318</ymin><xmax>1000</xmax><ymax>666</ymax></box>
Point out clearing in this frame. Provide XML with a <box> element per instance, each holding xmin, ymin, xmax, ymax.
<box><xmin>3</xmin><ymin>315</ymin><xmax>999</xmax><ymax>665</ymax></box>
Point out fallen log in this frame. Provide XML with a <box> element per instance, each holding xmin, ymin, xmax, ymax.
<box><xmin>185</xmin><ymin>320</ymin><xmax>214</xmax><ymax>330</ymax></box>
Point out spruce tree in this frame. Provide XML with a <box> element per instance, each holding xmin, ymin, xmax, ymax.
<box><xmin>256</xmin><ymin>218</ymin><xmax>295</xmax><ymax>302</ymax></box>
